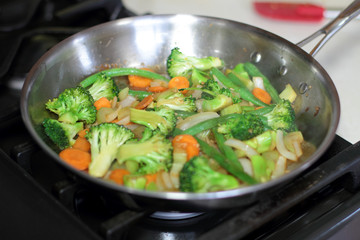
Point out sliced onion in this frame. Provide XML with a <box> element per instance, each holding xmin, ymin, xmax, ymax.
<box><xmin>275</xmin><ymin>130</ymin><xmax>297</xmax><ymax>161</ymax></box>
<box><xmin>284</xmin><ymin>131</ymin><xmax>304</xmax><ymax>157</ymax></box>
<box><xmin>118</xmin><ymin>87</ymin><xmax>129</xmax><ymax>101</ymax></box>
<box><xmin>150</xmin><ymin>81</ymin><xmax>161</xmax><ymax>87</ymax></box>
<box><xmin>105</xmin><ymin>104</ymin><xmax>122</xmax><ymax>122</ymax></box>
<box><xmin>191</xmin><ymin>89</ymin><xmax>203</xmax><ymax>99</ymax></box>
<box><xmin>123</xmin><ymin>123</ymin><xmax>140</xmax><ymax>131</ymax></box>
<box><xmin>272</xmin><ymin>155</ymin><xmax>287</xmax><ymax>179</ymax></box>
<box><xmin>224</xmin><ymin>138</ymin><xmax>258</xmax><ymax>157</ymax></box>
<box><xmin>161</xmin><ymin>171</ymin><xmax>173</xmax><ymax>190</ymax></box>
<box><xmin>150</xmin><ymin>79</ymin><xmax>168</xmax><ymax>87</ymax></box>
<box><xmin>238</xmin><ymin>158</ymin><xmax>253</xmax><ymax>177</ymax></box>
<box><xmin>176</xmin><ymin>111</ymin><xmax>219</xmax><ymax>130</ymax></box>
<box><xmin>253</xmin><ymin>77</ymin><xmax>265</xmax><ymax>90</ymax></box>
<box><xmin>105</xmin><ymin>110</ymin><xmax>118</xmax><ymax>122</ymax></box>
<box><xmin>119</xmin><ymin>95</ymin><xmax>136</xmax><ymax>108</ymax></box>
<box><xmin>156</xmin><ymin>173</ymin><xmax>165</xmax><ymax>191</ymax></box>
<box><xmin>170</xmin><ymin>163</ymin><xmax>183</xmax><ymax>189</ymax></box>
<box><xmin>196</xmin><ymin>129</ymin><xmax>215</xmax><ymax>147</ymax></box>
<box><xmin>292</xmin><ymin>141</ymin><xmax>303</xmax><ymax>157</ymax></box>
<box><xmin>170</xmin><ymin>172</ymin><xmax>180</xmax><ymax>189</ymax></box>
<box><xmin>116</xmin><ymin>115</ymin><xmax>131</xmax><ymax>126</ymax></box>
<box><xmin>195</xmin><ymin>99</ymin><xmax>204</xmax><ymax>112</ymax></box>
<box><xmin>111</xmin><ymin>96</ymin><xmax>118</xmax><ymax>109</ymax></box>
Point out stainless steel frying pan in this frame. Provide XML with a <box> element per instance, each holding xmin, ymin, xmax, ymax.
<box><xmin>20</xmin><ymin>1</ymin><xmax>360</xmax><ymax>211</ymax></box>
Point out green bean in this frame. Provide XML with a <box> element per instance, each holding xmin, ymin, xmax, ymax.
<box><xmin>243</xmin><ymin>62</ymin><xmax>281</xmax><ymax>103</ymax></box>
<box><xmin>80</xmin><ymin>68</ymin><xmax>169</xmax><ymax>88</ymax></box>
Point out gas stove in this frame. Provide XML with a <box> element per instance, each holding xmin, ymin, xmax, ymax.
<box><xmin>2</xmin><ymin>1</ymin><xmax>360</xmax><ymax>239</ymax></box>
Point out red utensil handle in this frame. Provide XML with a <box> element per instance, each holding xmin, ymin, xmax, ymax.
<box><xmin>254</xmin><ymin>1</ymin><xmax>325</xmax><ymax>22</ymax></box>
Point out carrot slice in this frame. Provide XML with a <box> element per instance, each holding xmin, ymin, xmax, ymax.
<box><xmin>94</xmin><ymin>97</ymin><xmax>112</xmax><ymax>110</ymax></box>
<box><xmin>128</xmin><ymin>68</ymin><xmax>154</xmax><ymax>88</ymax></box>
<box><xmin>252</xmin><ymin>87</ymin><xmax>272</xmax><ymax>105</ymax></box>
<box><xmin>78</xmin><ymin>128</ymin><xmax>89</xmax><ymax>138</ymax></box>
<box><xmin>147</xmin><ymin>86</ymin><xmax>168</xmax><ymax>93</ymax></box>
<box><xmin>72</xmin><ymin>137</ymin><xmax>91</xmax><ymax>152</ymax></box>
<box><xmin>168</xmin><ymin>76</ymin><xmax>190</xmax><ymax>94</ymax></box>
<box><xmin>172</xmin><ymin>134</ymin><xmax>200</xmax><ymax>161</ymax></box>
<box><xmin>109</xmin><ymin>169</ymin><xmax>131</xmax><ymax>185</ymax></box>
<box><xmin>145</xmin><ymin>173</ymin><xmax>158</xmax><ymax>186</ymax></box>
<box><xmin>59</xmin><ymin>148</ymin><xmax>91</xmax><ymax>170</ymax></box>
<box><xmin>135</xmin><ymin>94</ymin><xmax>154</xmax><ymax>109</ymax></box>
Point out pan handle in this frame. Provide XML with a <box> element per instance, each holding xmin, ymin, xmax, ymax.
<box><xmin>297</xmin><ymin>0</ymin><xmax>360</xmax><ymax>56</ymax></box>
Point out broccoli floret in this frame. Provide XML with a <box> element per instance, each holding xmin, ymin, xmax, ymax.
<box><xmin>117</xmin><ymin>133</ymin><xmax>173</xmax><ymax>174</ymax></box>
<box><xmin>200</xmin><ymin>78</ymin><xmax>240</xmax><ymax>103</ymax></box>
<box><xmin>179</xmin><ymin>156</ymin><xmax>239</xmax><ymax>193</ymax></box>
<box><xmin>201</xmin><ymin>95</ymin><xmax>233</xmax><ymax>112</ymax></box>
<box><xmin>155</xmin><ymin>88</ymin><xmax>196</xmax><ymax>112</ymax></box>
<box><xmin>86</xmin><ymin>123</ymin><xmax>134</xmax><ymax>177</ymax></box>
<box><xmin>220</xmin><ymin>88</ymin><xmax>242</xmax><ymax>104</ymax></box>
<box><xmin>130</xmin><ymin>106</ymin><xmax>176</xmax><ymax>136</ymax></box>
<box><xmin>197</xmin><ymin>79</ymin><xmax>236</xmax><ymax>111</ymax></box>
<box><xmin>42</xmin><ymin>118</ymin><xmax>83</xmax><ymax>150</ymax></box>
<box><xmin>87</xmin><ymin>73</ymin><xmax>119</xmax><ymax>101</ymax></box>
<box><xmin>157</xmin><ymin>96</ymin><xmax>197</xmax><ymax>112</ymax></box>
<box><xmin>167</xmin><ymin>47</ymin><xmax>224</xmax><ymax>78</ymax></box>
<box><xmin>201</xmin><ymin>78</ymin><xmax>222</xmax><ymax>100</ymax></box>
<box><xmin>45</xmin><ymin>86</ymin><xmax>97</xmax><ymax>124</ymax></box>
<box><xmin>263</xmin><ymin>99</ymin><xmax>297</xmax><ymax>132</ymax></box>
<box><xmin>191</xmin><ymin>68</ymin><xmax>210</xmax><ymax>85</ymax></box>
<box><xmin>139</xmin><ymin>127</ymin><xmax>154</xmax><ymax>142</ymax></box>
<box><xmin>217</xmin><ymin>113</ymin><xmax>266</xmax><ymax>141</ymax></box>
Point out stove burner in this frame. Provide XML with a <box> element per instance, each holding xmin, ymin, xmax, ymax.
<box><xmin>150</xmin><ymin>211</ymin><xmax>204</xmax><ymax>220</ymax></box>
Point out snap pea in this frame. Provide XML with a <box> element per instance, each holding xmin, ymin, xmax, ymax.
<box><xmin>174</xmin><ymin>110</ymin><xmax>197</xmax><ymax>119</ymax></box>
<box><xmin>128</xmin><ymin>89</ymin><xmax>151</xmax><ymax>100</ymax></box>
<box><xmin>80</xmin><ymin>68</ymin><xmax>169</xmax><ymax>88</ymax></box>
<box><xmin>196</xmin><ymin>136</ymin><xmax>258</xmax><ymax>185</ymax></box>
<box><xmin>243</xmin><ymin>62</ymin><xmax>281</xmax><ymax>103</ymax></box>
<box><xmin>176</xmin><ymin>113</ymin><xmax>241</xmax><ymax>136</ymax></box>
<box><xmin>248</xmin><ymin>105</ymin><xmax>275</xmax><ymax>115</ymax></box>
<box><xmin>212</xmin><ymin>128</ymin><xmax>239</xmax><ymax>165</ymax></box>
<box><xmin>210</xmin><ymin>68</ymin><xmax>268</xmax><ymax>107</ymax></box>
<box><xmin>174</xmin><ymin>128</ymin><xmax>257</xmax><ymax>185</ymax></box>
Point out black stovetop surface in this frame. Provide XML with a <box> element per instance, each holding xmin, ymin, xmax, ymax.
<box><xmin>2</xmin><ymin>118</ymin><xmax>360</xmax><ymax>240</ymax></box>
<box><xmin>2</xmin><ymin>1</ymin><xmax>360</xmax><ymax>239</ymax></box>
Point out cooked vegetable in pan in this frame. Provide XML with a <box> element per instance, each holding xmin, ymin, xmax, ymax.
<box><xmin>42</xmin><ymin>47</ymin><xmax>305</xmax><ymax>193</ymax></box>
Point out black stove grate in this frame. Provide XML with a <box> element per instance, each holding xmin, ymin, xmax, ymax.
<box><xmin>5</xmin><ymin>122</ymin><xmax>359</xmax><ymax>240</ymax></box>
<box><xmin>0</xmin><ymin>0</ymin><xmax>136</xmax><ymax>126</ymax></box>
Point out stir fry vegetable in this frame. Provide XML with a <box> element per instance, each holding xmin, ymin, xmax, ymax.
<box><xmin>43</xmin><ymin>47</ymin><xmax>308</xmax><ymax>193</ymax></box>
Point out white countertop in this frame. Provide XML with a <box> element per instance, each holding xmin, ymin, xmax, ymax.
<box><xmin>124</xmin><ymin>0</ymin><xmax>360</xmax><ymax>144</ymax></box>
